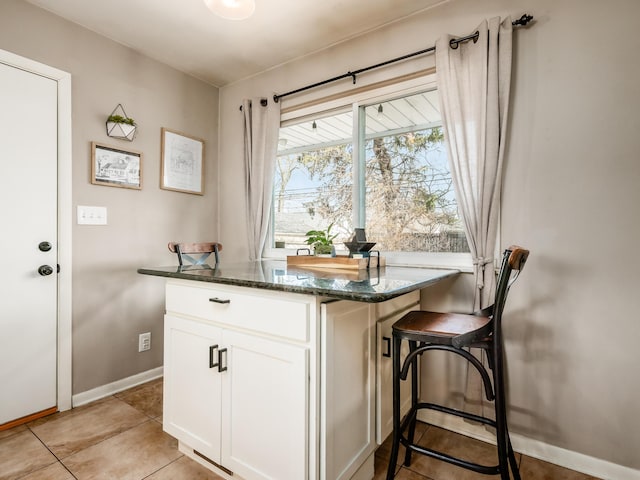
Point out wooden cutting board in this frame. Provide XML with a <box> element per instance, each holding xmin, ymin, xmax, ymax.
<box><xmin>286</xmin><ymin>254</ymin><xmax>385</xmax><ymax>270</ymax></box>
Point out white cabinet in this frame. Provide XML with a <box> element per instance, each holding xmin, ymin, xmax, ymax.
<box><xmin>375</xmin><ymin>291</ymin><xmax>420</xmax><ymax>444</ymax></box>
<box><xmin>162</xmin><ymin>277</ymin><xmax>423</xmax><ymax>480</ymax></box>
<box><xmin>163</xmin><ymin>280</ymin><xmax>311</xmax><ymax>480</ymax></box>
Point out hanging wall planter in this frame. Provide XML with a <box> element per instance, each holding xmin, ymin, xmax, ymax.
<box><xmin>106</xmin><ymin>104</ymin><xmax>137</xmax><ymax>141</ymax></box>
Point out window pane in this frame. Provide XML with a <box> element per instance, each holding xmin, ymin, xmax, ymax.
<box><xmin>274</xmin><ymin>111</ymin><xmax>353</xmax><ymax>250</ymax></box>
<box><xmin>363</xmin><ymin>91</ymin><xmax>469</xmax><ymax>253</ymax></box>
<box><xmin>272</xmin><ymin>89</ymin><xmax>469</xmax><ymax>256</ymax></box>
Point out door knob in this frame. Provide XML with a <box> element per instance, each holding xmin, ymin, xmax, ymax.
<box><xmin>38</xmin><ymin>265</ymin><xmax>54</xmax><ymax>276</ymax></box>
<box><xmin>38</xmin><ymin>241</ymin><xmax>52</xmax><ymax>252</ymax></box>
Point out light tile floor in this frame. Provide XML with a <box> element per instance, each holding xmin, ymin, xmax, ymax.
<box><xmin>0</xmin><ymin>378</ymin><xmax>601</xmax><ymax>480</ymax></box>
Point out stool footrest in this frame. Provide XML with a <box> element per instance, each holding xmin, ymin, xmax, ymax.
<box><xmin>401</xmin><ymin>441</ymin><xmax>500</xmax><ymax>475</ymax></box>
<box><xmin>395</xmin><ymin>403</ymin><xmax>501</xmax><ymax>475</ymax></box>
<box><xmin>413</xmin><ymin>402</ymin><xmax>497</xmax><ymax>428</ymax></box>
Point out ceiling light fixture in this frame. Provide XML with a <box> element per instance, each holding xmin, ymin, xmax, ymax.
<box><xmin>204</xmin><ymin>0</ymin><xmax>255</xmax><ymax>20</ymax></box>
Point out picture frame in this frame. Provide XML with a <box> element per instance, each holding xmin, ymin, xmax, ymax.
<box><xmin>160</xmin><ymin>128</ymin><xmax>204</xmax><ymax>195</ymax></box>
<box><xmin>91</xmin><ymin>142</ymin><xmax>142</xmax><ymax>190</ymax></box>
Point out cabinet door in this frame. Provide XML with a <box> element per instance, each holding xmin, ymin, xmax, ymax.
<box><xmin>376</xmin><ymin>306</ymin><xmax>416</xmax><ymax>444</ymax></box>
<box><xmin>321</xmin><ymin>300</ymin><xmax>376</xmax><ymax>480</ymax></box>
<box><xmin>221</xmin><ymin>329</ymin><xmax>308</xmax><ymax>480</ymax></box>
<box><xmin>163</xmin><ymin>315</ymin><xmax>223</xmax><ymax>463</ymax></box>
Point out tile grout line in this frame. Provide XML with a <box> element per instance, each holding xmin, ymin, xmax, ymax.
<box><xmin>24</xmin><ymin>425</ymin><xmax>79</xmax><ymax>480</ymax></box>
<box><xmin>26</xmin><ymin>395</ymin><xmax>156</xmax><ymax>478</ymax></box>
<box><xmin>140</xmin><ymin>454</ymin><xmax>186</xmax><ymax>480</ymax></box>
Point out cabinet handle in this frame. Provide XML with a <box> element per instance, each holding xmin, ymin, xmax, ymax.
<box><xmin>209</xmin><ymin>345</ymin><xmax>219</xmax><ymax>368</ymax></box>
<box><xmin>218</xmin><ymin>348</ymin><xmax>228</xmax><ymax>373</ymax></box>
<box><xmin>209</xmin><ymin>297</ymin><xmax>231</xmax><ymax>304</ymax></box>
<box><xmin>382</xmin><ymin>337</ymin><xmax>391</xmax><ymax>358</ymax></box>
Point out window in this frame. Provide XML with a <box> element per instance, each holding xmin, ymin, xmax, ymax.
<box><xmin>270</xmin><ymin>88</ymin><xmax>469</xmax><ymax>265</ymax></box>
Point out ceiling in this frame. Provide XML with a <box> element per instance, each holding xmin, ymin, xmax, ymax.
<box><xmin>25</xmin><ymin>0</ymin><xmax>447</xmax><ymax>87</ymax></box>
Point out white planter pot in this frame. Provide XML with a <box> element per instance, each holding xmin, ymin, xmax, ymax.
<box><xmin>106</xmin><ymin>121</ymin><xmax>137</xmax><ymax>141</ymax></box>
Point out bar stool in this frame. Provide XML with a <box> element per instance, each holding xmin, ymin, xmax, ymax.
<box><xmin>386</xmin><ymin>245</ymin><xmax>529</xmax><ymax>480</ymax></box>
<box><xmin>168</xmin><ymin>242</ymin><xmax>222</xmax><ymax>266</ymax></box>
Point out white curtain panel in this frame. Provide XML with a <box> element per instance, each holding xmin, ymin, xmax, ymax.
<box><xmin>436</xmin><ymin>16</ymin><xmax>513</xmax><ymax>310</ymax></box>
<box><xmin>242</xmin><ymin>98</ymin><xmax>281</xmax><ymax>261</ymax></box>
<box><xmin>436</xmin><ymin>17</ymin><xmax>513</xmax><ymax>419</ymax></box>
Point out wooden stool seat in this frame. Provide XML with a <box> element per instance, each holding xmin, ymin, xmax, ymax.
<box><xmin>392</xmin><ymin>310</ymin><xmax>492</xmax><ymax>347</ymax></box>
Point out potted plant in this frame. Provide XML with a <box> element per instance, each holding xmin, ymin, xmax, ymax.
<box><xmin>305</xmin><ymin>224</ymin><xmax>337</xmax><ymax>257</ymax></box>
<box><xmin>106</xmin><ymin>106</ymin><xmax>137</xmax><ymax>141</ymax></box>
<box><xmin>107</xmin><ymin>114</ymin><xmax>136</xmax><ymax>127</ymax></box>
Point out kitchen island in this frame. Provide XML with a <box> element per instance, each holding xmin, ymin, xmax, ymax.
<box><xmin>138</xmin><ymin>260</ymin><xmax>457</xmax><ymax>480</ymax></box>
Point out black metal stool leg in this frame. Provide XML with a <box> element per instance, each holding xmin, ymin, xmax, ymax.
<box><xmin>493</xmin><ymin>341</ymin><xmax>517</xmax><ymax>480</ymax></box>
<box><xmin>403</xmin><ymin>340</ymin><xmax>419</xmax><ymax>466</ymax></box>
<box><xmin>508</xmin><ymin>437</ymin><xmax>521</xmax><ymax>480</ymax></box>
<box><xmin>386</xmin><ymin>334</ymin><xmax>403</xmax><ymax>480</ymax></box>
<box><xmin>496</xmin><ymin>418</ymin><xmax>510</xmax><ymax>479</ymax></box>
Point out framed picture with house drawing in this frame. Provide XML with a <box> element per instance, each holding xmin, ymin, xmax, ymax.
<box><xmin>160</xmin><ymin>128</ymin><xmax>204</xmax><ymax>195</ymax></box>
<box><xmin>91</xmin><ymin>142</ymin><xmax>143</xmax><ymax>190</ymax></box>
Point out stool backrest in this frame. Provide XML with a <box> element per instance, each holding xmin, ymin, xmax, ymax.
<box><xmin>493</xmin><ymin>245</ymin><xmax>529</xmax><ymax>329</ymax></box>
<box><xmin>168</xmin><ymin>242</ymin><xmax>222</xmax><ymax>266</ymax></box>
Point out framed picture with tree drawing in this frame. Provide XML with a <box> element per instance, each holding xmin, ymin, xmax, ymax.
<box><xmin>160</xmin><ymin>128</ymin><xmax>204</xmax><ymax>195</ymax></box>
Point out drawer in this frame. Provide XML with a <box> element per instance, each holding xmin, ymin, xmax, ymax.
<box><xmin>375</xmin><ymin>290</ymin><xmax>420</xmax><ymax>321</ymax></box>
<box><xmin>166</xmin><ymin>281</ymin><xmax>311</xmax><ymax>342</ymax></box>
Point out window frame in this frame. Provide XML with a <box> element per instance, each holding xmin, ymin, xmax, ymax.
<box><xmin>264</xmin><ymin>74</ymin><xmax>473</xmax><ymax>270</ymax></box>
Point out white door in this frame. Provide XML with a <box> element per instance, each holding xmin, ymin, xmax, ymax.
<box><xmin>0</xmin><ymin>62</ymin><xmax>58</xmax><ymax>425</ymax></box>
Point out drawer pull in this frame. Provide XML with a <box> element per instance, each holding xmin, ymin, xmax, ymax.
<box><xmin>209</xmin><ymin>345</ymin><xmax>219</xmax><ymax>368</ymax></box>
<box><xmin>218</xmin><ymin>348</ymin><xmax>228</xmax><ymax>373</ymax></box>
<box><xmin>382</xmin><ymin>337</ymin><xmax>391</xmax><ymax>358</ymax></box>
<box><xmin>209</xmin><ymin>297</ymin><xmax>231</xmax><ymax>304</ymax></box>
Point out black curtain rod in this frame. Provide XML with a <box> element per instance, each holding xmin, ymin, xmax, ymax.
<box><xmin>271</xmin><ymin>13</ymin><xmax>533</xmax><ymax>104</ymax></box>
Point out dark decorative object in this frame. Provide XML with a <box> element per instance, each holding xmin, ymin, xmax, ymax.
<box><xmin>344</xmin><ymin>229</ymin><xmax>376</xmax><ymax>257</ymax></box>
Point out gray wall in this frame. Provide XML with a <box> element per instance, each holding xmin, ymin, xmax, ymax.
<box><xmin>0</xmin><ymin>0</ymin><xmax>219</xmax><ymax>394</ymax></box>
<box><xmin>218</xmin><ymin>0</ymin><xmax>640</xmax><ymax>473</ymax></box>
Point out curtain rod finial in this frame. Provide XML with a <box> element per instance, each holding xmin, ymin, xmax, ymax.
<box><xmin>513</xmin><ymin>14</ymin><xmax>533</xmax><ymax>26</ymax></box>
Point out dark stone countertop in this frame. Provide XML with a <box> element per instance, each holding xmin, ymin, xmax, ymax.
<box><xmin>138</xmin><ymin>260</ymin><xmax>458</xmax><ymax>303</ymax></box>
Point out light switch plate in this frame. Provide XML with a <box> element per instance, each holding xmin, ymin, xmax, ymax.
<box><xmin>77</xmin><ymin>205</ymin><xmax>107</xmax><ymax>225</ymax></box>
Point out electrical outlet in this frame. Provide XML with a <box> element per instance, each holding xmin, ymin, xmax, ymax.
<box><xmin>138</xmin><ymin>332</ymin><xmax>151</xmax><ymax>352</ymax></box>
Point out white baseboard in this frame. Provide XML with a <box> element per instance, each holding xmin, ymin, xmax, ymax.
<box><xmin>72</xmin><ymin>367</ymin><xmax>164</xmax><ymax>408</ymax></box>
<box><xmin>418</xmin><ymin>410</ymin><xmax>640</xmax><ymax>480</ymax></box>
